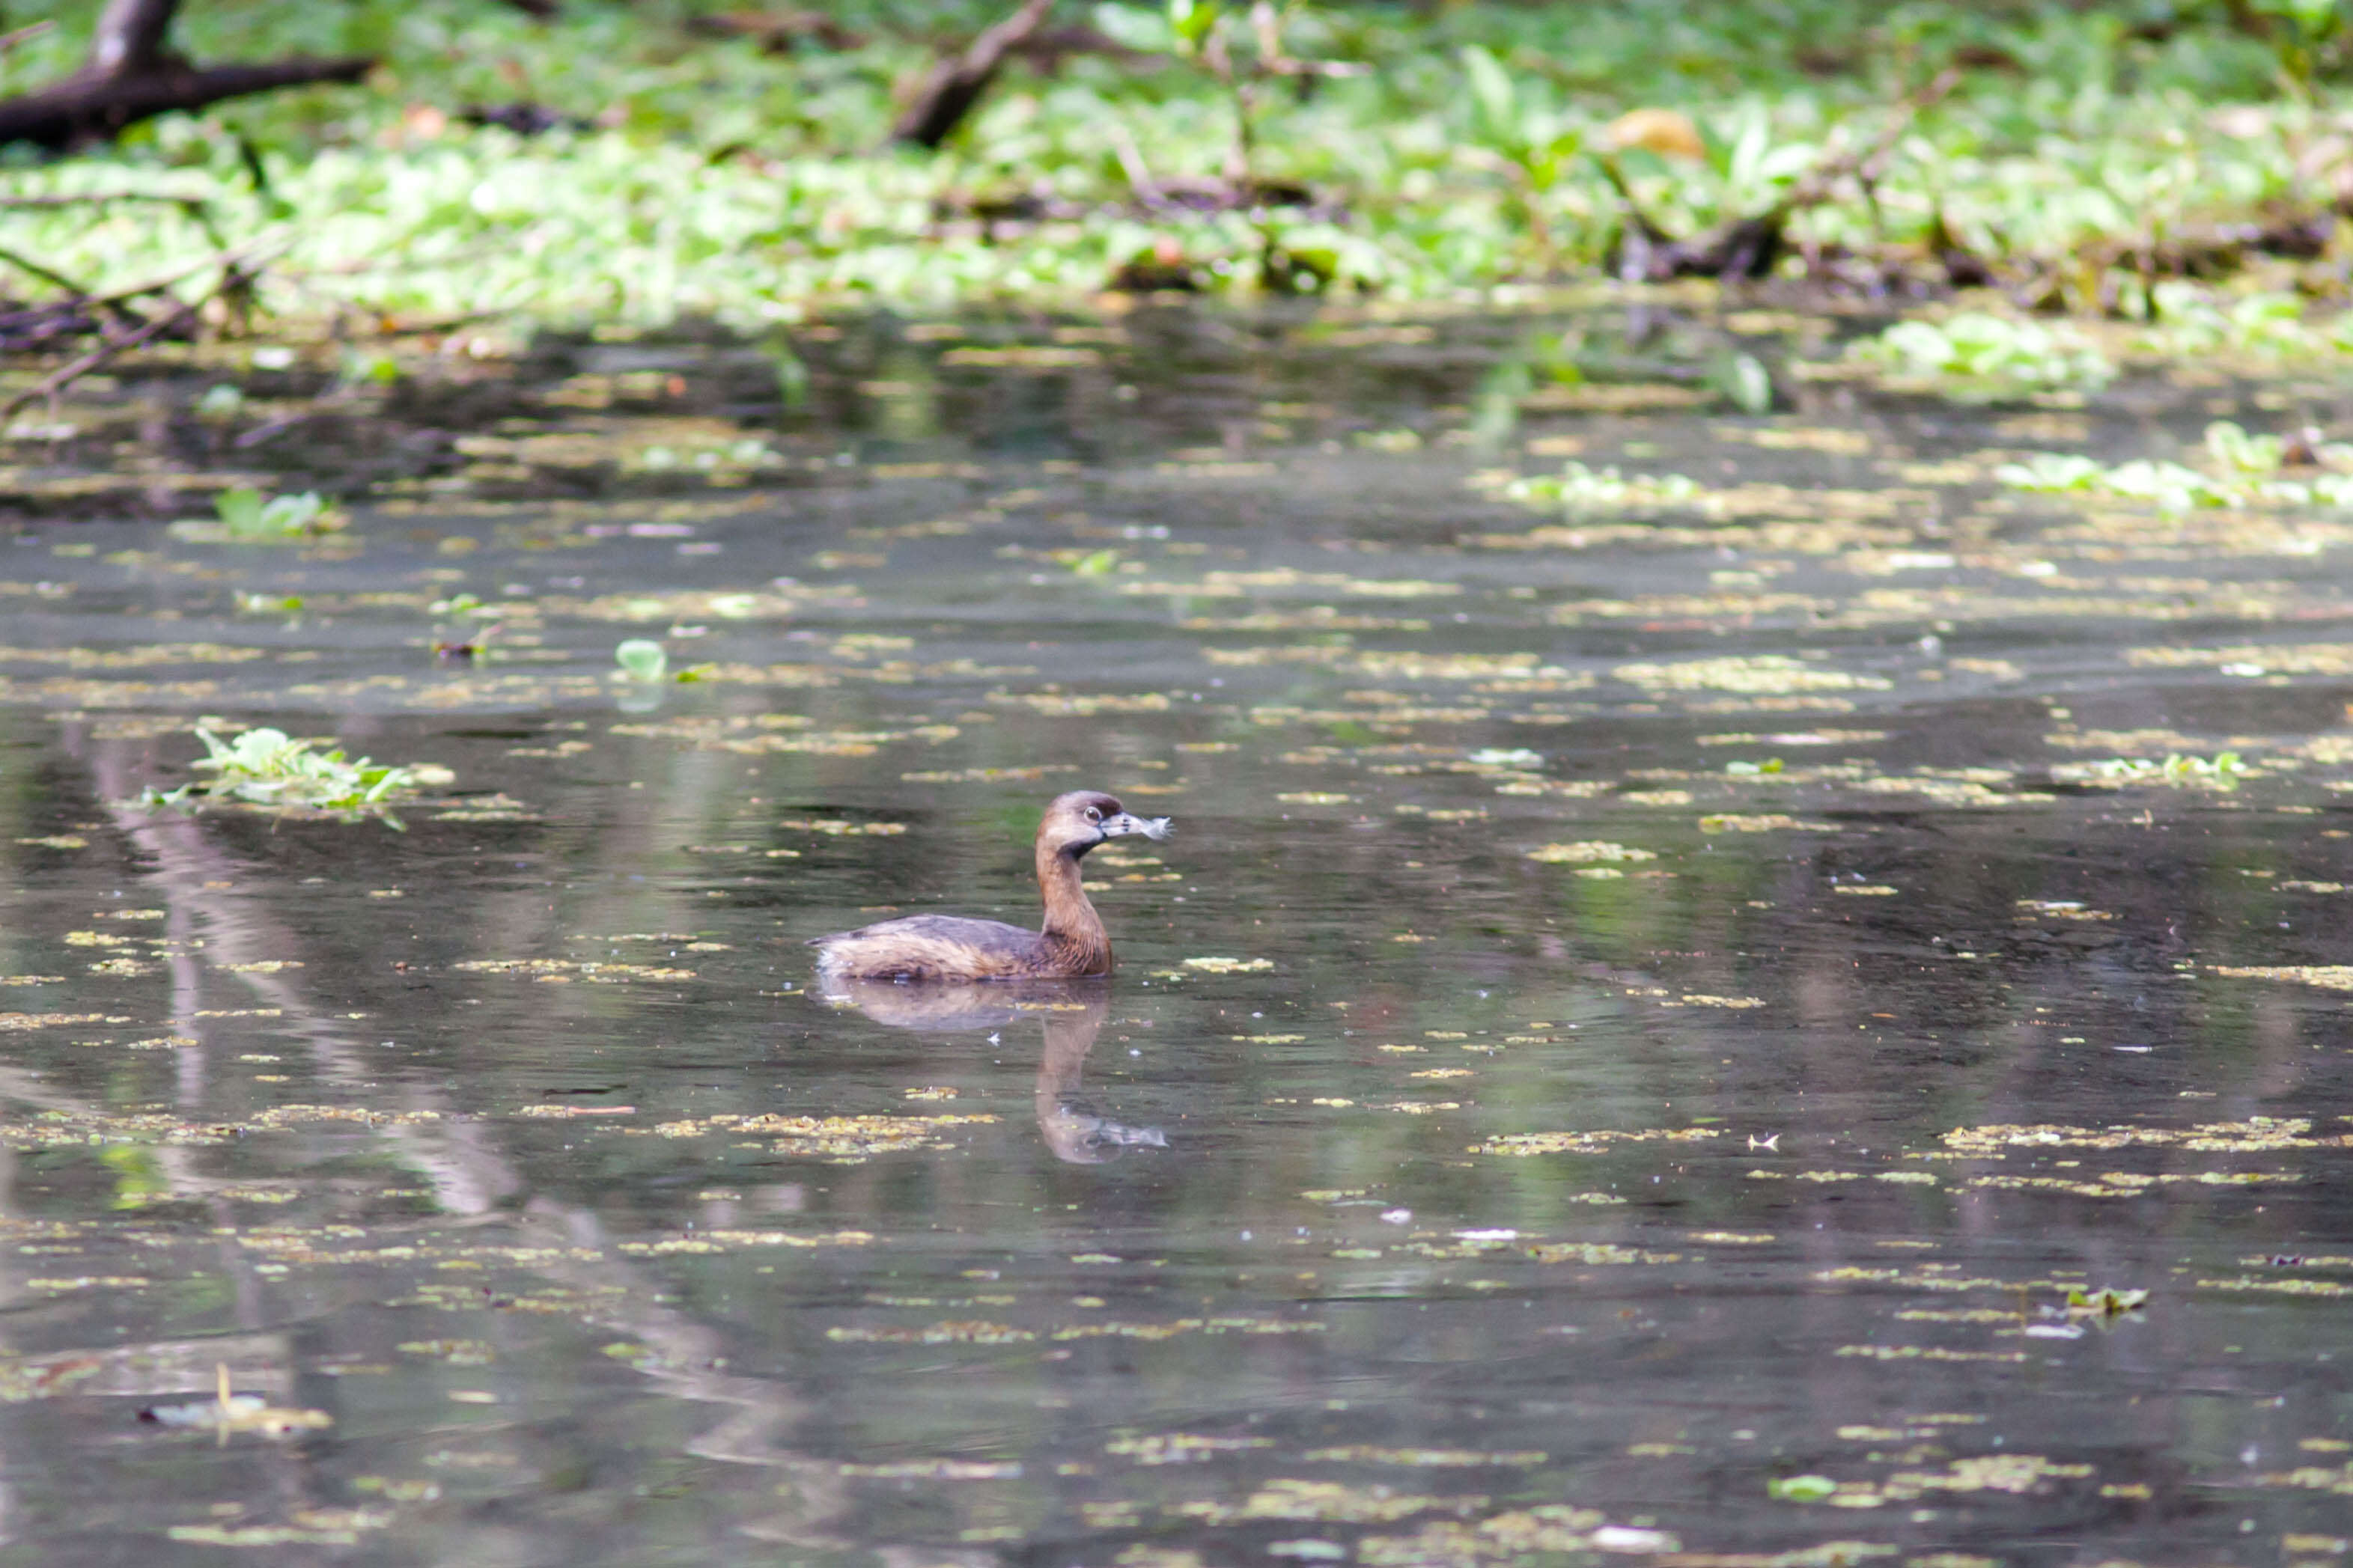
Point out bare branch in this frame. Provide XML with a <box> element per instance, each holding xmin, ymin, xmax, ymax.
<box><xmin>1</xmin><ymin>292</ymin><xmax>196</xmax><ymax>418</ymax></box>
<box><xmin>0</xmin><ymin>54</ymin><xmax>377</xmax><ymax>150</ymax></box>
<box><xmin>1</xmin><ymin>240</ymin><xmax>284</xmax><ymax>417</ymax></box>
<box><xmin>890</xmin><ymin>0</ymin><xmax>1054</xmax><ymax>150</ymax></box>
<box><xmin>0</xmin><ymin>245</ymin><xmax>97</xmax><ymax>299</ymax></box>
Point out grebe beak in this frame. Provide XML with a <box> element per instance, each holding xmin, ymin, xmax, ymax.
<box><xmin>1099</xmin><ymin>811</ymin><xmax>1172</xmax><ymax>842</ymax></box>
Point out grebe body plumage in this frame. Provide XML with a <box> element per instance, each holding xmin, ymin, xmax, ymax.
<box><xmin>810</xmin><ymin>790</ymin><xmax>1170</xmax><ymax>984</ymax></box>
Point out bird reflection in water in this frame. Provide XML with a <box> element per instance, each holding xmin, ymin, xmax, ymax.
<box><xmin>821</xmin><ymin>979</ymin><xmax>1166</xmax><ymax>1165</ymax></box>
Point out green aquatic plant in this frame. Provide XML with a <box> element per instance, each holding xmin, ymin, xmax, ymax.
<box><xmin>615</xmin><ymin>639</ymin><xmax>669</xmax><ymax>680</ymax></box>
<box><xmin>1850</xmin><ymin>312</ymin><xmax>2112</xmax><ymax>400</ymax></box>
<box><xmin>630</xmin><ymin>436</ymin><xmax>778</xmax><ymax>474</ymax></box>
<box><xmin>1711</xmin><ymin>351</ymin><xmax>1775</xmax><ymax>415</ymax></box>
<box><xmin>2244</xmin><ymin>0</ymin><xmax>2349</xmax><ymax>85</ymax></box>
<box><xmin>1454</xmin><ymin>43</ymin><xmax>1589</xmax><ymax>266</ymax></box>
<box><xmin>1998</xmin><ymin>424</ymin><xmax>2353</xmax><ymax>510</ymax></box>
<box><xmin>1766</xmin><ymin>1475</ymin><xmax>1839</xmax><ymax>1503</ymax></box>
<box><xmin>2204</xmin><ymin>418</ymin><xmax>2286</xmax><ymax>475</ymax></box>
<box><xmin>1</xmin><ymin>1</ymin><xmax>2343</xmax><ymax>324</ymax></box>
<box><xmin>1490</xmin><ymin>462</ymin><xmax>1704</xmax><ymax>513</ymax></box>
<box><xmin>168</xmin><ymin>487</ymin><xmax>344</xmax><ymax>544</ymax></box>
<box><xmin>2140</xmin><ymin>285</ymin><xmax>2337</xmax><ymax>359</ymax></box>
<box><xmin>2065</xmin><ymin>1285</ymin><xmax>2148</xmax><ymax>1317</ymax></box>
<box><xmin>2058</xmin><ymin>752</ymin><xmax>2247</xmax><ymax>790</ymax></box>
<box><xmin>219</xmin><ymin>487</ymin><xmax>327</xmax><ymax>538</ymax></box>
<box><xmin>142</xmin><ymin>723</ymin><xmax>451</xmax><ymax>820</ymax></box>
<box><xmin>1996</xmin><ymin>453</ymin><xmax>2235</xmax><ymax>510</ymax></box>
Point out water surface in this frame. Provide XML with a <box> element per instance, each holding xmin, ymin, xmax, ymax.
<box><xmin>1</xmin><ymin>303</ymin><xmax>2351</xmax><ymax>1564</ymax></box>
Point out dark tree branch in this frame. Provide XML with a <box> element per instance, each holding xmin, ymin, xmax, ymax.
<box><xmin>0</xmin><ymin>0</ymin><xmax>375</xmax><ymax>152</ymax></box>
<box><xmin>0</xmin><ymin>56</ymin><xmax>377</xmax><ymax>150</ymax></box>
<box><xmin>891</xmin><ymin>0</ymin><xmax>1054</xmax><ymax>150</ymax></box>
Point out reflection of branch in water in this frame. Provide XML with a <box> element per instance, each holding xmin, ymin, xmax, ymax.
<box><xmin>78</xmin><ymin>742</ymin><xmax>523</xmax><ymax>1217</ymax></box>
<box><xmin>823</xmin><ymin>978</ymin><xmax>1168</xmax><ymax>1165</ymax></box>
<box><xmin>58</xmin><ymin>736</ymin><xmax>844</xmax><ymax>1538</ymax></box>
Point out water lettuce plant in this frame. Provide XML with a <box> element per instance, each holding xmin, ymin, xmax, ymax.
<box><xmin>1998</xmin><ymin>423</ymin><xmax>2353</xmax><ymax>510</ymax></box>
<box><xmin>2136</xmin><ymin>285</ymin><xmax>2353</xmax><ymax>360</ymax></box>
<box><xmin>142</xmin><ymin>723</ymin><xmax>452</xmax><ymax>820</ymax></box>
<box><xmin>167</xmin><ymin>487</ymin><xmax>343</xmax><ymax>544</ymax></box>
<box><xmin>1997</xmin><ymin>454</ymin><xmax>2238</xmax><ymax>510</ymax></box>
<box><xmin>615</xmin><ymin>639</ymin><xmax>669</xmax><ymax>680</ymax></box>
<box><xmin>1849</xmin><ymin>312</ymin><xmax>2111</xmax><ymax>400</ymax></box>
<box><xmin>1485</xmin><ymin>462</ymin><xmax>1704</xmax><ymax>513</ymax></box>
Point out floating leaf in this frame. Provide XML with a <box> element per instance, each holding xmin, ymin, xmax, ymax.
<box><xmin>615</xmin><ymin>639</ymin><xmax>669</xmax><ymax>680</ymax></box>
<box><xmin>1767</xmin><ymin>1475</ymin><xmax>1839</xmax><ymax>1502</ymax></box>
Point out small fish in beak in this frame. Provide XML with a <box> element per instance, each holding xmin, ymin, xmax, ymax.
<box><xmin>1102</xmin><ymin>812</ymin><xmax>1173</xmax><ymax>841</ymax></box>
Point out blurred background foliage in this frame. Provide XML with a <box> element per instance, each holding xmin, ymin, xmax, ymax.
<box><xmin>1</xmin><ymin>1</ymin><xmax>2351</xmax><ymax>326</ymax></box>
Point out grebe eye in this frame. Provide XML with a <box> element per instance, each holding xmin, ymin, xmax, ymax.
<box><xmin>1084</xmin><ymin>806</ymin><xmax>1101</xmax><ymax>821</ymax></box>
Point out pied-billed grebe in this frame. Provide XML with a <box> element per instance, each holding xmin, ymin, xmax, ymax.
<box><xmin>810</xmin><ymin>790</ymin><xmax>1172</xmax><ymax>983</ymax></box>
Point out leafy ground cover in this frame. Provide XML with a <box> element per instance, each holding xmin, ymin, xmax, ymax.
<box><xmin>4</xmin><ymin>0</ymin><xmax>2351</xmax><ymax>336</ymax></box>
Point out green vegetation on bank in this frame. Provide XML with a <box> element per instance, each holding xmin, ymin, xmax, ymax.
<box><xmin>4</xmin><ymin>1</ymin><xmax>2352</xmax><ymax>332</ymax></box>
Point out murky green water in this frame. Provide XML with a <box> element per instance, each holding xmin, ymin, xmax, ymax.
<box><xmin>3</xmin><ymin>305</ymin><xmax>2353</xmax><ymax>1564</ymax></box>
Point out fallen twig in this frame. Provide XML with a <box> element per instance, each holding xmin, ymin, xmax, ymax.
<box><xmin>0</xmin><ymin>239</ymin><xmax>284</xmax><ymax>418</ymax></box>
<box><xmin>1</xmin><ymin>290</ymin><xmax>196</xmax><ymax>418</ymax></box>
<box><xmin>0</xmin><ymin>244</ymin><xmax>166</xmax><ymax>347</ymax></box>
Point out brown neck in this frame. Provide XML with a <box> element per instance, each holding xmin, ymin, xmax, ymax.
<box><xmin>1035</xmin><ymin>841</ymin><xmax>1110</xmax><ymax>971</ymax></box>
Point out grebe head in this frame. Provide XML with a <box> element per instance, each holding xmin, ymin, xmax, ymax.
<box><xmin>1041</xmin><ymin>790</ymin><xmax>1173</xmax><ymax>858</ymax></box>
